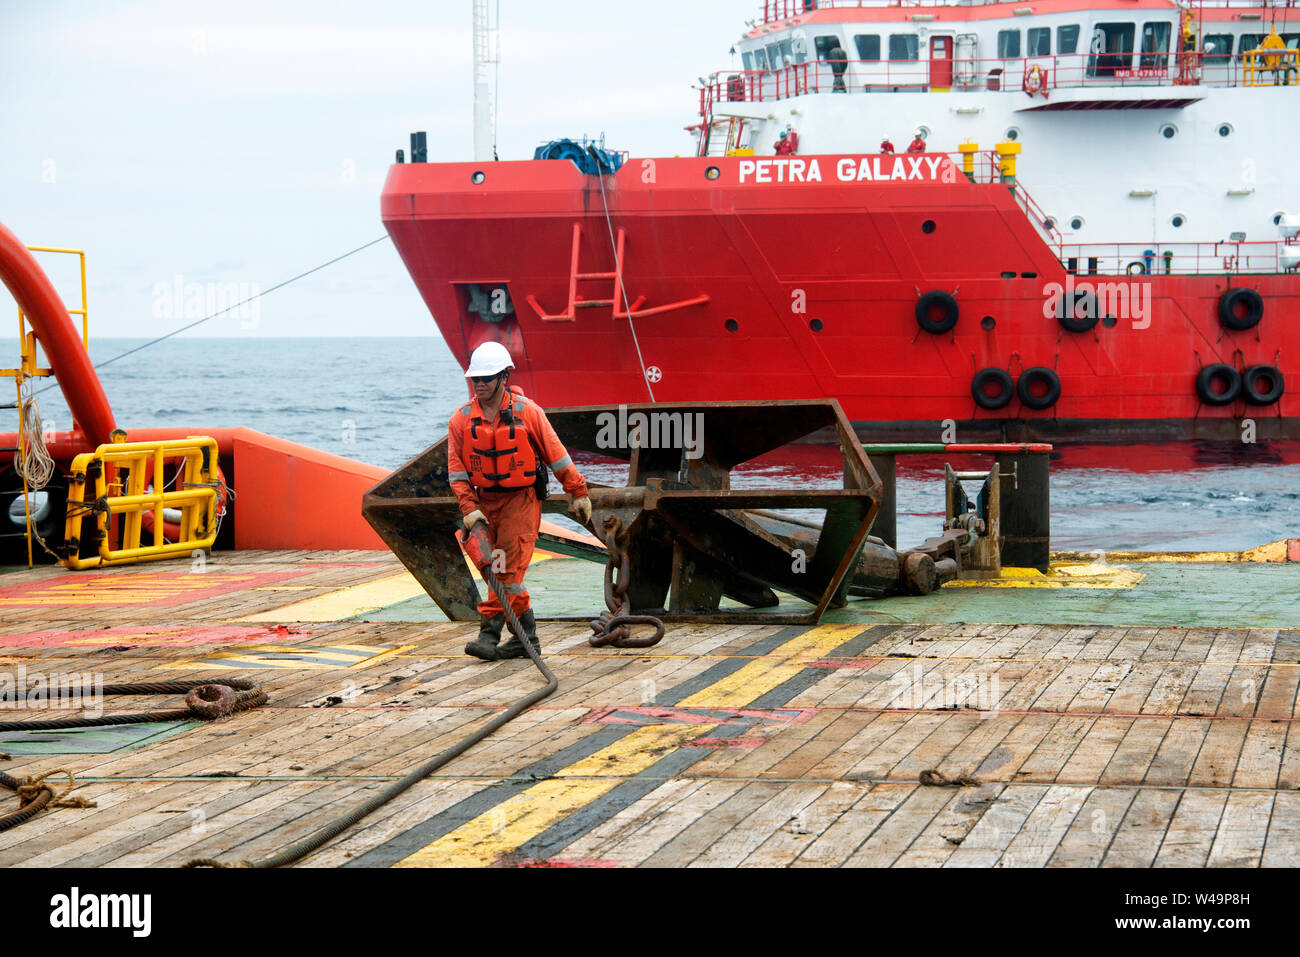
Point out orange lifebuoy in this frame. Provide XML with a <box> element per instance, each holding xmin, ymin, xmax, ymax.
<box><xmin>1023</xmin><ymin>64</ymin><xmax>1049</xmax><ymax>97</ymax></box>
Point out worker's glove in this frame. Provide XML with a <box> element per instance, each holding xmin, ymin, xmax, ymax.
<box><xmin>569</xmin><ymin>495</ymin><xmax>592</xmax><ymax>526</ymax></box>
<box><xmin>463</xmin><ymin>510</ymin><xmax>487</xmax><ymax>530</ymax></box>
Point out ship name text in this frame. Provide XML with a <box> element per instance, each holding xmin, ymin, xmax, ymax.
<box><xmin>737</xmin><ymin>156</ymin><xmax>952</xmax><ymax>185</ymax></box>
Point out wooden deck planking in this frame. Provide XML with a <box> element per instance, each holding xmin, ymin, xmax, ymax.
<box><xmin>2</xmin><ymin>548</ymin><xmax>1298</xmax><ymax>868</ymax></box>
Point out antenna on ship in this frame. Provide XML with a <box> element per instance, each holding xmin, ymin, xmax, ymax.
<box><xmin>472</xmin><ymin>0</ymin><xmax>500</xmax><ymax>161</ymax></box>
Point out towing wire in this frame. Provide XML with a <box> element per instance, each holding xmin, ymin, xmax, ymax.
<box><xmin>184</xmin><ymin>562</ymin><xmax>558</xmax><ymax>868</ymax></box>
<box><xmin>589</xmin><ymin>146</ymin><xmax>656</xmax><ymax>403</ymax></box>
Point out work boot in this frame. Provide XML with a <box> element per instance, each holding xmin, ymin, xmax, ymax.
<box><xmin>496</xmin><ymin>609</ymin><xmax>540</xmax><ymax>660</ymax></box>
<box><xmin>464</xmin><ymin>614</ymin><xmax>505</xmax><ymax>661</ymax></box>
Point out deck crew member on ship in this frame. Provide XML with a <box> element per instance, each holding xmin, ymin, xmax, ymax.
<box><xmin>448</xmin><ymin>342</ymin><xmax>592</xmax><ymax>661</ymax></box>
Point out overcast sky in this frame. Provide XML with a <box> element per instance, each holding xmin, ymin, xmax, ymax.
<box><xmin>0</xmin><ymin>0</ymin><xmax>755</xmax><ymax>338</ymax></box>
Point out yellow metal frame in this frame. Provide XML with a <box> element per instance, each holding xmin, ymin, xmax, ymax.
<box><xmin>63</xmin><ymin>437</ymin><xmax>220</xmax><ymax>570</ymax></box>
<box><xmin>0</xmin><ymin>246</ymin><xmax>90</xmax><ymax>381</ymax></box>
<box><xmin>0</xmin><ymin>246</ymin><xmax>90</xmax><ymax>566</ymax></box>
<box><xmin>1243</xmin><ymin>46</ymin><xmax>1299</xmax><ymax>87</ymax></box>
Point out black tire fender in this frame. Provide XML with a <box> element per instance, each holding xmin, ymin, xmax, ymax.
<box><xmin>916</xmin><ymin>290</ymin><xmax>959</xmax><ymax>334</ymax></box>
<box><xmin>1017</xmin><ymin>366</ymin><xmax>1061</xmax><ymax>410</ymax></box>
<box><xmin>1241</xmin><ymin>364</ymin><xmax>1285</xmax><ymax>406</ymax></box>
<box><xmin>1056</xmin><ymin>288</ymin><xmax>1099</xmax><ymax>333</ymax></box>
<box><xmin>1194</xmin><ymin>363</ymin><xmax>1242</xmax><ymax>406</ymax></box>
<box><xmin>971</xmin><ymin>367</ymin><xmax>1015</xmax><ymax>410</ymax></box>
<box><xmin>1218</xmin><ymin>288</ymin><xmax>1263</xmax><ymax>331</ymax></box>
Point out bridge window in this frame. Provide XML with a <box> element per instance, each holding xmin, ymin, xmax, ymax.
<box><xmin>1285</xmin><ymin>33</ymin><xmax>1300</xmax><ymax>49</ymax></box>
<box><xmin>854</xmin><ymin>33</ymin><xmax>881</xmax><ymax>61</ymax></box>
<box><xmin>888</xmin><ymin>34</ymin><xmax>919</xmax><ymax>61</ymax></box>
<box><xmin>1058</xmin><ymin>24</ymin><xmax>1080</xmax><ymax>54</ymax></box>
<box><xmin>1028</xmin><ymin>28</ymin><xmax>1050</xmax><ymax>56</ymax></box>
<box><xmin>1140</xmin><ymin>22</ymin><xmax>1171</xmax><ymax>68</ymax></box>
<box><xmin>1202</xmin><ymin>34</ymin><xmax>1232</xmax><ymax>62</ymax></box>
<box><xmin>998</xmin><ymin>30</ymin><xmax>1021</xmax><ymax>58</ymax></box>
<box><xmin>1087</xmin><ymin>23</ymin><xmax>1135</xmax><ymax>77</ymax></box>
<box><xmin>765</xmin><ymin>41</ymin><xmax>782</xmax><ymax>68</ymax></box>
<box><xmin>742</xmin><ymin>51</ymin><xmax>755</xmax><ymax>70</ymax></box>
<box><xmin>1239</xmin><ymin>33</ymin><xmax>1264</xmax><ymax>54</ymax></box>
<box><xmin>815</xmin><ymin>35</ymin><xmax>843</xmax><ymax>60</ymax></box>
<box><xmin>752</xmin><ymin>47</ymin><xmax>768</xmax><ymax>70</ymax></box>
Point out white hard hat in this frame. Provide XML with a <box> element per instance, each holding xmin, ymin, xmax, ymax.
<box><xmin>464</xmin><ymin>341</ymin><xmax>515</xmax><ymax>378</ymax></box>
<box><xmin>913</xmin><ymin>128</ymin><xmax>924</xmax><ymax>137</ymax></box>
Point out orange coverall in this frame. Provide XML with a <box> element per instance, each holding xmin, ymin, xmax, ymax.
<box><xmin>447</xmin><ymin>388</ymin><xmax>588</xmax><ymax>618</ymax></box>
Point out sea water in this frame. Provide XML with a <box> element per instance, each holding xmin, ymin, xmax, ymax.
<box><xmin>28</xmin><ymin>337</ymin><xmax>1300</xmax><ymax>553</ymax></box>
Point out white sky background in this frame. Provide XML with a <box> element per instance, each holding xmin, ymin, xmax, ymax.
<box><xmin>0</xmin><ymin>0</ymin><xmax>756</xmax><ymax>338</ymax></box>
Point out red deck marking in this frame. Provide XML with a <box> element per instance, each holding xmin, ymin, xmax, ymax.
<box><xmin>681</xmin><ymin>736</ymin><xmax>766</xmax><ymax>749</ymax></box>
<box><xmin>0</xmin><ymin>570</ymin><xmax>313</xmax><ymax>609</ymax></box>
<box><xmin>296</xmin><ymin>563</ymin><xmax>389</xmax><ymax>569</ymax></box>
<box><xmin>0</xmin><ymin>623</ymin><xmax>309</xmax><ymax>649</ymax></box>
<box><xmin>583</xmin><ymin>706</ymin><xmax>816</xmax><ymax>726</ymax></box>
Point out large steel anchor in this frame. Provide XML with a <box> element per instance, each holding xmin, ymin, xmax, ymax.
<box><xmin>362</xmin><ymin>399</ymin><xmax>947</xmax><ymax>630</ymax></box>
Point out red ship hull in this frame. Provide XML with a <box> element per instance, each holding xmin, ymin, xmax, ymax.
<box><xmin>382</xmin><ymin>154</ymin><xmax>1295</xmax><ymax>441</ymax></box>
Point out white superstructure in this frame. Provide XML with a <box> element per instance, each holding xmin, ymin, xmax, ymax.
<box><xmin>697</xmin><ymin>0</ymin><xmax>1299</xmax><ymax>247</ymax></box>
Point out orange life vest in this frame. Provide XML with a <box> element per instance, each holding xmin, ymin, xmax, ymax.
<box><xmin>460</xmin><ymin>392</ymin><xmax>540</xmax><ymax>490</ymax></box>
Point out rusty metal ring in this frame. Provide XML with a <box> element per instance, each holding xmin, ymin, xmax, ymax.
<box><xmin>185</xmin><ymin>684</ymin><xmax>237</xmax><ymax>720</ymax></box>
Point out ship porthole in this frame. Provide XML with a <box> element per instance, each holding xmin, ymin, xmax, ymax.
<box><xmin>1043</xmin><ymin>216</ymin><xmax>1056</xmax><ymax>231</ymax></box>
<box><xmin>809</xmin><ymin>318</ymin><xmax>823</xmax><ymax>332</ymax></box>
<box><xmin>1004</xmin><ymin>127</ymin><xmax>1020</xmax><ymax>141</ymax></box>
<box><xmin>1218</xmin><ymin>123</ymin><xmax>1233</xmax><ymax>137</ymax></box>
<box><xmin>922</xmin><ymin>219</ymin><xmax>936</xmax><ymax>234</ymax></box>
<box><xmin>706</xmin><ymin>166</ymin><xmax>721</xmax><ymax>180</ymax></box>
<box><xmin>980</xmin><ymin>315</ymin><xmax>996</xmax><ymax>330</ymax></box>
<box><xmin>1171</xmin><ymin>214</ymin><xmax>1186</xmax><ymax>228</ymax></box>
<box><xmin>1160</xmin><ymin>123</ymin><xmax>1177</xmax><ymax>139</ymax></box>
<box><xmin>1102</xmin><ymin>315</ymin><xmax>1118</xmax><ymax>328</ymax></box>
<box><xmin>725</xmin><ymin>317</ymin><xmax>739</xmax><ymax>332</ymax></box>
<box><xmin>471</xmin><ymin>170</ymin><xmax>486</xmax><ymax>184</ymax></box>
<box><xmin>1070</xmin><ymin>216</ymin><xmax>1085</xmax><ymax>231</ymax></box>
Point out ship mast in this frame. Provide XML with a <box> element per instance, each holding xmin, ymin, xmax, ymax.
<box><xmin>472</xmin><ymin>0</ymin><xmax>499</xmax><ymax>162</ymax></box>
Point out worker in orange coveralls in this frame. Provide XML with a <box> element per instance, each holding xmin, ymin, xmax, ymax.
<box><xmin>447</xmin><ymin>342</ymin><xmax>592</xmax><ymax>661</ymax></box>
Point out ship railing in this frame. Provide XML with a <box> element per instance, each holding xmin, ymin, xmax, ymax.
<box><xmin>757</xmin><ymin>0</ymin><xmax>1291</xmax><ymax>26</ymax></box>
<box><xmin>1059</xmin><ymin>242</ymin><xmax>1287</xmax><ymax>277</ymax></box>
<box><xmin>702</xmin><ymin>49</ymin><xmax>1282</xmax><ymax>118</ymax></box>
<box><xmin>760</xmin><ymin>0</ymin><xmax>990</xmax><ymax>21</ymax></box>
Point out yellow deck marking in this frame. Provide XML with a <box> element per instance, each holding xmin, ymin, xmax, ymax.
<box><xmin>675</xmin><ymin>623</ymin><xmax>864</xmax><ymax>708</ymax></box>
<box><xmin>238</xmin><ymin>573</ymin><xmax>425</xmax><ymax>622</ymax></box>
<box><xmin>237</xmin><ymin>553</ymin><xmax>560</xmax><ymax>623</ymax></box>
<box><xmin>395</xmin><ymin>724</ymin><xmax>712</xmax><ymax>868</ymax></box>
<box><xmin>395</xmin><ymin>622</ymin><xmax>866</xmax><ymax>867</ymax></box>
<box><xmin>944</xmin><ymin>562</ymin><xmax>1143</xmax><ymax>589</ymax></box>
<box><xmin>158</xmin><ymin>643</ymin><xmax>415</xmax><ymax>671</ymax></box>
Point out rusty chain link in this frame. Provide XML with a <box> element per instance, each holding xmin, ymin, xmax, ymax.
<box><xmin>589</xmin><ymin>517</ymin><xmax>665</xmax><ymax>649</ymax></box>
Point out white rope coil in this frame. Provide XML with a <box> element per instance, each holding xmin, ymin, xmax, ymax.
<box><xmin>17</xmin><ymin>389</ymin><xmax>55</xmax><ymax>491</ymax></box>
